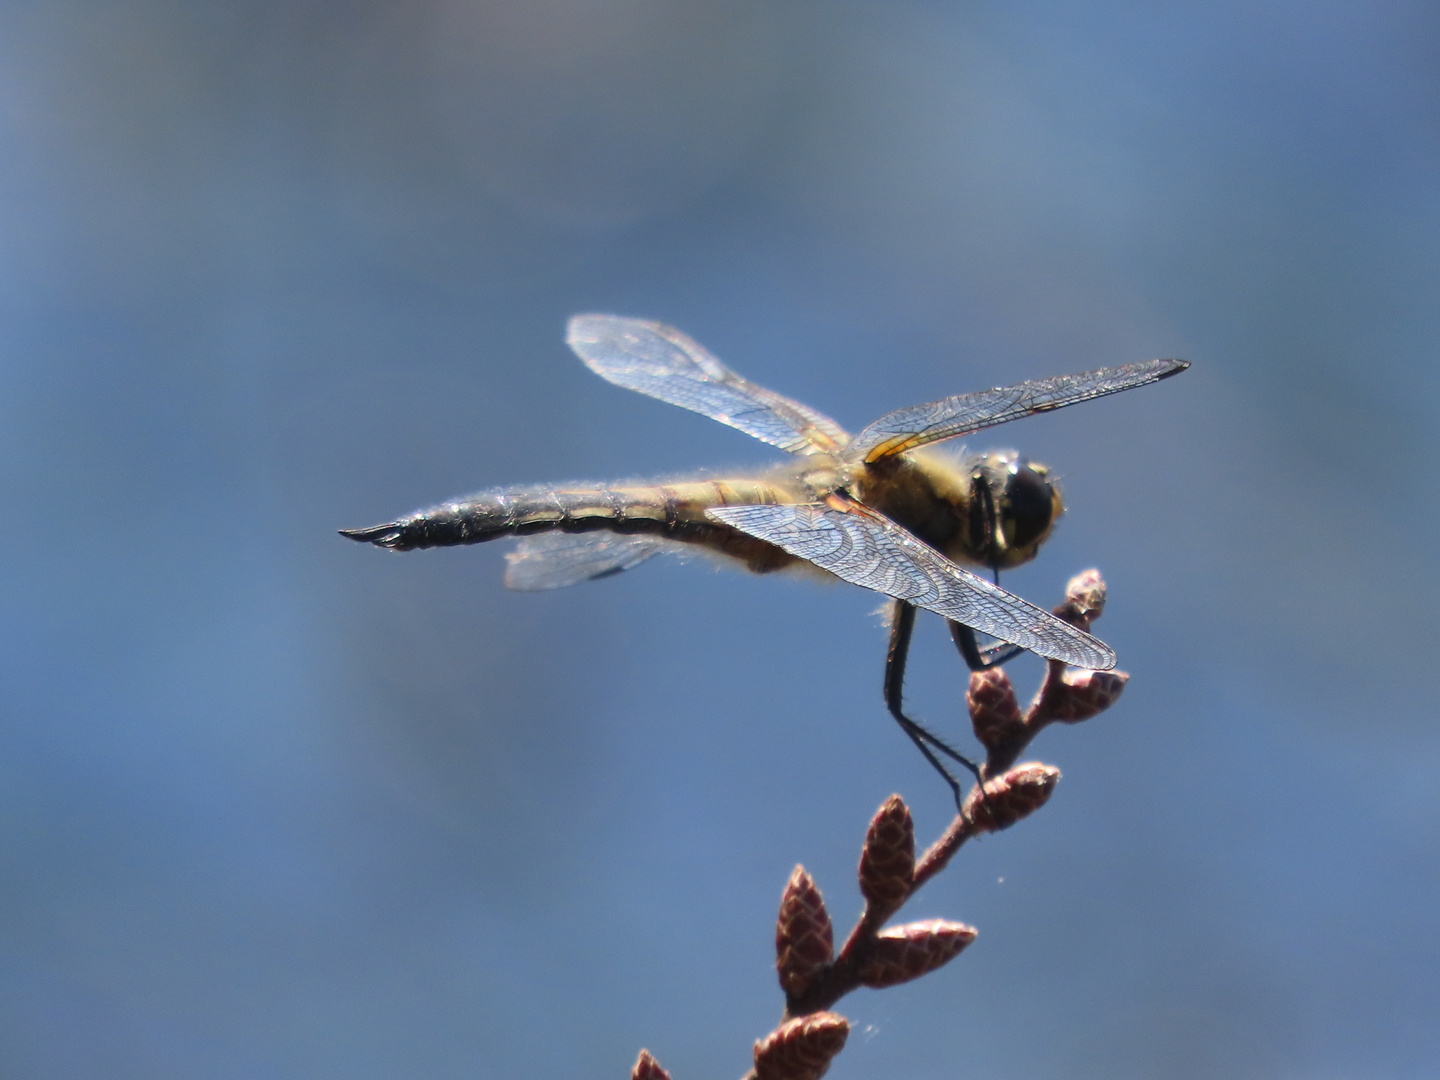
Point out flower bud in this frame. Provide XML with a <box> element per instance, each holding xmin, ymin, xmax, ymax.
<box><xmin>631</xmin><ymin>1048</ymin><xmax>671</xmax><ymax>1080</ymax></box>
<box><xmin>1064</xmin><ymin>569</ymin><xmax>1107</xmax><ymax>619</ymax></box>
<box><xmin>967</xmin><ymin>668</ymin><xmax>1025</xmax><ymax>753</ymax></box>
<box><xmin>962</xmin><ymin>763</ymin><xmax>1060</xmax><ymax>832</ymax></box>
<box><xmin>753</xmin><ymin>1012</ymin><xmax>850</xmax><ymax>1080</ymax></box>
<box><xmin>1040</xmin><ymin>668</ymin><xmax>1128</xmax><ymax>723</ymax></box>
<box><xmin>858</xmin><ymin>795</ymin><xmax>914</xmax><ymax>912</ymax></box>
<box><xmin>859</xmin><ymin>919</ymin><xmax>977</xmax><ymax>988</ymax></box>
<box><xmin>776</xmin><ymin>866</ymin><xmax>833</xmax><ymax>997</ymax></box>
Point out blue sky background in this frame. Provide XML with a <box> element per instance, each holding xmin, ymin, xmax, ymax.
<box><xmin>1</xmin><ymin>2</ymin><xmax>1438</xmax><ymax>1077</ymax></box>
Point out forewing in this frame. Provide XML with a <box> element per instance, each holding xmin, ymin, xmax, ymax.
<box><xmin>503</xmin><ymin>532</ymin><xmax>667</xmax><ymax>591</ymax></box>
<box><xmin>567</xmin><ymin>314</ymin><xmax>849</xmax><ymax>455</ymax></box>
<box><xmin>706</xmin><ymin>499</ymin><xmax>1115</xmax><ymax>669</ymax></box>
<box><xmin>846</xmin><ymin>358</ymin><xmax>1189</xmax><ymax>463</ymax></box>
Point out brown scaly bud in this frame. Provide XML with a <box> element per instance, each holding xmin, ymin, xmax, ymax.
<box><xmin>776</xmin><ymin>866</ymin><xmax>834</xmax><ymax>998</ymax></box>
<box><xmin>631</xmin><ymin>1048</ymin><xmax>671</xmax><ymax>1080</ymax></box>
<box><xmin>962</xmin><ymin>763</ymin><xmax>1060</xmax><ymax>833</ymax></box>
<box><xmin>858</xmin><ymin>918</ymin><xmax>978</xmax><ymax>988</ymax></box>
<box><xmin>968</xmin><ymin>667</ymin><xmax>1025</xmax><ymax>755</ymax></box>
<box><xmin>1035</xmin><ymin>668</ymin><xmax>1129</xmax><ymax>724</ymax></box>
<box><xmin>858</xmin><ymin>795</ymin><xmax>914</xmax><ymax>913</ymax></box>
<box><xmin>753</xmin><ymin>1012</ymin><xmax>850</xmax><ymax>1080</ymax></box>
<box><xmin>1057</xmin><ymin>568</ymin><xmax>1107</xmax><ymax>627</ymax></box>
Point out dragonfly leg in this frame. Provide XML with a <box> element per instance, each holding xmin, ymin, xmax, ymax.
<box><xmin>950</xmin><ymin>621</ymin><xmax>1026</xmax><ymax>671</ymax></box>
<box><xmin>884</xmin><ymin>601</ymin><xmax>982</xmax><ymax>811</ymax></box>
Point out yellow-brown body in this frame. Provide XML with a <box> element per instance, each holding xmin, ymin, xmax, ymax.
<box><xmin>360</xmin><ymin>445</ymin><xmax>1064</xmax><ymax>578</ymax></box>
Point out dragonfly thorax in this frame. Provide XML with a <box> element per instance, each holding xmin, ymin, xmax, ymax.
<box><xmin>854</xmin><ymin>448</ymin><xmax>1061</xmax><ymax>573</ymax></box>
<box><xmin>793</xmin><ymin>458</ymin><xmax>848</xmax><ymax>500</ymax></box>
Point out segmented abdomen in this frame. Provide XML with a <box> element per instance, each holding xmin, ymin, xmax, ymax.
<box><xmin>344</xmin><ymin>479</ymin><xmax>795</xmax><ymax>561</ymax></box>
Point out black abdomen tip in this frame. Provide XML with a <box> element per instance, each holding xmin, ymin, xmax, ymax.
<box><xmin>339</xmin><ymin>522</ymin><xmax>404</xmax><ymax>547</ymax></box>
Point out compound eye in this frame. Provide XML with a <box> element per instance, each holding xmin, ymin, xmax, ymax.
<box><xmin>1002</xmin><ymin>463</ymin><xmax>1057</xmax><ymax>551</ymax></box>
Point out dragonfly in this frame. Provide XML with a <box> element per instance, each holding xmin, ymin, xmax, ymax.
<box><xmin>342</xmin><ymin>315</ymin><xmax>1188</xmax><ymax>805</ymax></box>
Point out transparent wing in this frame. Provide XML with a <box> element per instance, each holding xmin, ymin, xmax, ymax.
<box><xmin>567</xmin><ymin>314</ymin><xmax>849</xmax><ymax>455</ymax></box>
<box><xmin>706</xmin><ymin>497</ymin><xmax>1115</xmax><ymax>669</ymax></box>
<box><xmin>503</xmin><ymin>532</ymin><xmax>667</xmax><ymax>592</ymax></box>
<box><xmin>845</xmin><ymin>359</ymin><xmax>1189</xmax><ymax>463</ymax></box>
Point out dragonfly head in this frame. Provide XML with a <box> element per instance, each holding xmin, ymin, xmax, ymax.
<box><xmin>969</xmin><ymin>451</ymin><xmax>1064</xmax><ymax>571</ymax></box>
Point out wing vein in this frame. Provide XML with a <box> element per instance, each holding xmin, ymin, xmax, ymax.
<box><xmin>707</xmin><ymin>498</ymin><xmax>1115</xmax><ymax>669</ymax></box>
<box><xmin>567</xmin><ymin>315</ymin><xmax>850</xmax><ymax>455</ymax></box>
<box><xmin>848</xmin><ymin>358</ymin><xmax>1189</xmax><ymax>461</ymax></box>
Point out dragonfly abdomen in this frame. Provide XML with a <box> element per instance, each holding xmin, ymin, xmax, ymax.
<box><xmin>341</xmin><ymin>479</ymin><xmax>801</xmax><ymax>567</ymax></box>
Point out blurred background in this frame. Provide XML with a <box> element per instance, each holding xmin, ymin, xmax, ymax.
<box><xmin>1</xmin><ymin>1</ymin><xmax>1437</xmax><ymax>1077</ymax></box>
